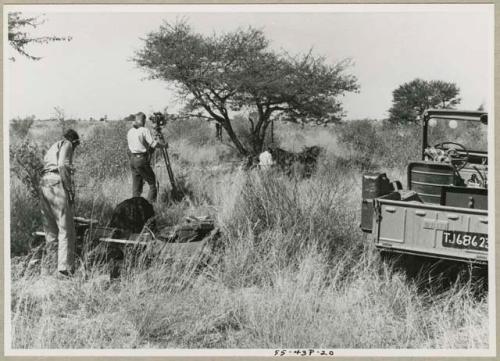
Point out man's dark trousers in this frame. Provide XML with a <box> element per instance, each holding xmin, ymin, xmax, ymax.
<box><xmin>130</xmin><ymin>153</ymin><xmax>157</xmax><ymax>202</ymax></box>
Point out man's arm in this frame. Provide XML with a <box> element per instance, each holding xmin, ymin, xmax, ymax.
<box><xmin>144</xmin><ymin>128</ymin><xmax>167</xmax><ymax>149</ymax></box>
<box><xmin>143</xmin><ymin>128</ymin><xmax>158</xmax><ymax>149</ymax></box>
<box><xmin>57</xmin><ymin>141</ymin><xmax>75</xmax><ymax>201</ymax></box>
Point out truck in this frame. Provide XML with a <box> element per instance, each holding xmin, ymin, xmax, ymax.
<box><xmin>360</xmin><ymin>109</ymin><xmax>489</xmax><ymax>265</ymax></box>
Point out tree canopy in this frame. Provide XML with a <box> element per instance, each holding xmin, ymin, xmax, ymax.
<box><xmin>135</xmin><ymin>21</ymin><xmax>359</xmax><ymax>155</ymax></box>
<box><xmin>388</xmin><ymin>78</ymin><xmax>461</xmax><ymax>124</ymax></box>
<box><xmin>8</xmin><ymin>12</ymin><xmax>72</xmax><ymax>61</ymax></box>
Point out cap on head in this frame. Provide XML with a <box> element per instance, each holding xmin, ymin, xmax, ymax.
<box><xmin>63</xmin><ymin>128</ymin><xmax>80</xmax><ymax>146</ymax></box>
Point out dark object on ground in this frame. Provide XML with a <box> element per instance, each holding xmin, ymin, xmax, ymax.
<box><xmin>272</xmin><ymin>146</ymin><xmax>323</xmax><ymax>177</ymax></box>
<box><xmin>95</xmin><ymin>216</ymin><xmax>221</xmax><ymax>278</ymax></box>
<box><xmin>108</xmin><ymin>197</ymin><xmax>155</xmax><ymax>234</ymax></box>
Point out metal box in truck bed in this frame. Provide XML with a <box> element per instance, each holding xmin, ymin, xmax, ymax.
<box><xmin>361</xmin><ymin>109</ymin><xmax>489</xmax><ymax>265</ymax></box>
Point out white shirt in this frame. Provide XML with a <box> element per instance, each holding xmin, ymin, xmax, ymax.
<box><xmin>259</xmin><ymin>151</ymin><xmax>274</xmax><ymax>169</ymax></box>
<box><xmin>127</xmin><ymin>126</ymin><xmax>157</xmax><ymax>153</ymax></box>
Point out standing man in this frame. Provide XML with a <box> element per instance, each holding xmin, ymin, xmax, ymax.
<box><xmin>39</xmin><ymin>129</ymin><xmax>80</xmax><ymax>276</ymax></box>
<box><xmin>215</xmin><ymin>122</ymin><xmax>222</xmax><ymax>141</ymax></box>
<box><xmin>127</xmin><ymin>112</ymin><xmax>162</xmax><ymax>202</ymax></box>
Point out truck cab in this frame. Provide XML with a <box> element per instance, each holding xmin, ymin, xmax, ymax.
<box><xmin>361</xmin><ymin>110</ymin><xmax>489</xmax><ymax>264</ymax></box>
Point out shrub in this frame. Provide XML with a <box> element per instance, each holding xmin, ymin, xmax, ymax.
<box><xmin>10</xmin><ymin>140</ymin><xmax>45</xmax><ymax>199</ymax></box>
<box><xmin>10</xmin><ymin>116</ymin><xmax>35</xmax><ymax>139</ymax></box>
<box><xmin>10</xmin><ymin>179</ymin><xmax>42</xmax><ymax>256</ymax></box>
<box><xmin>337</xmin><ymin>120</ymin><xmax>422</xmax><ymax>171</ymax></box>
<box><xmin>377</xmin><ymin>121</ymin><xmax>421</xmax><ymax>169</ymax></box>
<box><xmin>337</xmin><ymin>119</ymin><xmax>382</xmax><ymax>170</ymax></box>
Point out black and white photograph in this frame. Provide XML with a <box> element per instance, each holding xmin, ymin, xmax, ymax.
<box><xmin>4</xmin><ymin>4</ymin><xmax>495</xmax><ymax>357</ymax></box>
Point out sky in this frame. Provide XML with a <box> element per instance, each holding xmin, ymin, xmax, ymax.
<box><xmin>5</xmin><ymin>4</ymin><xmax>494</xmax><ymax>121</ymax></box>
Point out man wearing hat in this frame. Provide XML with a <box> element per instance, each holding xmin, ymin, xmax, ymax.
<box><xmin>39</xmin><ymin>128</ymin><xmax>80</xmax><ymax>276</ymax></box>
<box><xmin>127</xmin><ymin>112</ymin><xmax>163</xmax><ymax>202</ymax></box>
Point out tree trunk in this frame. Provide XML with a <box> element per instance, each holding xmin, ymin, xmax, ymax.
<box><xmin>250</xmin><ymin>115</ymin><xmax>272</xmax><ymax>155</ymax></box>
<box><xmin>255</xmin><ymin>117</ymin><xmax>273</xmax><ymax>154</ymax></box>
<box><xmin>222</xmin><ymin>121</ymin><xmax>249</xmax><ymax>156</ymax></box>
<box><xmin>251</xmin><ymin>130</ymin><xmax>264</xmax><ymax>155</ymax></box>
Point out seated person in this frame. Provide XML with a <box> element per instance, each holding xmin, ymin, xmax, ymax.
<box><xmin>259</xmin><ymin>148</ymin><xmax>275</xmax><ymax>170</ymax></box>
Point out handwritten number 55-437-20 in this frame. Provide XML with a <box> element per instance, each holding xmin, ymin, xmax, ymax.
<box><xmin>274</xmin><ymin>349</ymin><xmax>335</xmax><ymax>356</ymax></box>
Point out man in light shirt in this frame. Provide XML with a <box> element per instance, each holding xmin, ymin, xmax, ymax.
<box><xmin>39</xmin><ymin>128</ymin><xmax>80</xmax><ymax>276</ymax></box>
<box><xmin>127</xmin><ymin>112</ymin><xmax>163</xmax><ymax>202</ymax></box>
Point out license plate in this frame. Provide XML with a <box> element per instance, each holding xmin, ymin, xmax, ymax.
<box><xmin>442</xmin><ymin>231</ymin><xmax>488</xmax><ymax>251</ymax></box>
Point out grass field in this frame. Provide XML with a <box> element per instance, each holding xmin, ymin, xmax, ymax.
<box><xmin>8</xmin><ymin>117</ymin><xmax>489</xmax><ymax>349</ymax></box>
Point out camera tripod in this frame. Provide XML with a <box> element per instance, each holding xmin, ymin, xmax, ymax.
<box><xmin>153</xmin><ymin>126</ymin><xmax>179</xmax><ymax>196</ymax></box>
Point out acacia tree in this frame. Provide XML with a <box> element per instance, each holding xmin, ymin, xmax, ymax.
<box><xmin>135</xmin><ymin>21</ymin><xmax>359</xmax><ymax>155</ymax></box>
<box><xmin>8</xmin><ymin>12</ymin><xmax>72</xmax><ymax>61</ymax></box>
<box><xmin>388</xmin><ymin>78</ymin><xmax>461</xmax><ymax>124</ymax></box>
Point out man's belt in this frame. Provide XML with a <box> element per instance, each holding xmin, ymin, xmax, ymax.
<box><xmin>41</xmin><ymin>169</ymin><xmax>59</xmax><ymax>175</ymax></box>
<box><xmin>132</xmin><ymin>152</ymin><xmax>147</xmax><ymax>157</ymax></box>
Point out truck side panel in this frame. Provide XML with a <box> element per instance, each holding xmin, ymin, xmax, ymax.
<box><xmin>373</xmin><ymin>199</ymin><xmax>488</xmax><ymax>263</ymax></box>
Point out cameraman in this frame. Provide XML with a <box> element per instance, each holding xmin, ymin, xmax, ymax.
<box><xmin>127</xmin><ymin>112</ymin><xmax>164</xmax><ymax>202</ymax></box>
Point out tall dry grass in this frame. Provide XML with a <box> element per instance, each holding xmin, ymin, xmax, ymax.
<box><xmin>9</xmin><ymin>119</ymin><xmax>489</xmax><ymax>349</ymax></box>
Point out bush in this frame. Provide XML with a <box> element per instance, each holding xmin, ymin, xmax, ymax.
<box><xmin>9</xmin><ymin>140</ymin><xmax>45</xmax><ymax>255</ymax></box>
<box><xmin>10</xmin><ymin>180</ymin><xmax>42</xmax><ymax>256</ymax></box>
<box><xmin>337</xmin><ymin>119</ymin><xmax>422</xmax><ymax>171</ymax></box>
<box><xmin>337</xmin><ymin>119</ymin><xmax>382</xmax><ymax>170</ymax></box>
<box><xmin>10</xmin><ymin>140</ymin><xmax>45</xmax><ymax>199</ymax></box>
<box><xmin>10</xmin><ymin>116</ymin><xmax>35</xmax><ymax>139</ymax></box>
<box><xmin>377</xmin><ymin>121</ymin><xmax>421</xmax><ymax>169</ymax></box>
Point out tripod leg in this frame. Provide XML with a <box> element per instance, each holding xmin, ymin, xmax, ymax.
<box><xmin>161</xmin><ymin>147</ymin><xmax>178</xmax><ymax>194</ymax></box>
<box><xmin>153</xmin><ymin>127</ymin><xmax>179</xmax><ymax>197</ymax></box>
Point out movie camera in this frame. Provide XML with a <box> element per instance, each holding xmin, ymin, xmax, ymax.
<box><xmin>149</xmin><ymin>112</ymin><xmax>167</xmax><ymax>128</ymax></box>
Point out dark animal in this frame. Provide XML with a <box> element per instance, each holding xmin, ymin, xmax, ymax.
<box><xmin>108</xmin><ymin>197</ymin><xmax>155</xmax><ymax>234</ymax></box>
<box><xmin>271</xmin><ymin>146</ymin><xmax>323</xmax><ymax>178</ymax></box>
